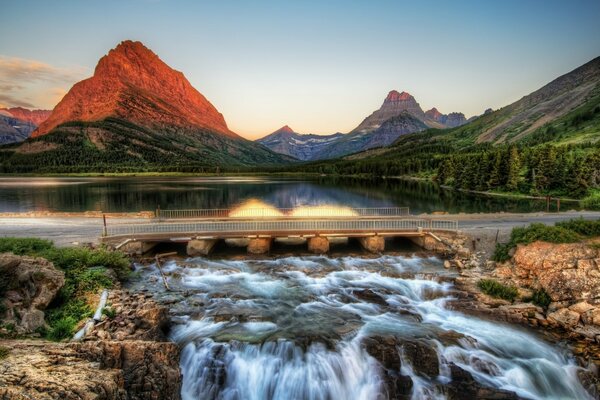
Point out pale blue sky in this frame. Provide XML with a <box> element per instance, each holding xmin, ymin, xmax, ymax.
<box><xmin>1</xmin><ymin>0</ymin><xmax>599</xmax><ymax>138</ymax></box>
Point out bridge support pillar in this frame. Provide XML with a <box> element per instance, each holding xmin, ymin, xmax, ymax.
<box><xmin>121</xmin><ymin>241</ymin><xmax>157</xmax><ymax>255</ymax></box>
<box><xmin>307</xmin><ymin>236</ymin><xmax>329</xmax><ymax>254</ymax></box>
<box><xmin>247</xmin><ymin>238</ymin><xmax>272</xmax><ymax>255</ymax></box>
<box><xmin>358</xmin><ymin>236</ymin><xmax>385</xmax><ymax>253</ymax></box>
<box><xmin>187</xmin><ymin>239</ymin><xmax>218</xmax><ymax>256</ymax></box>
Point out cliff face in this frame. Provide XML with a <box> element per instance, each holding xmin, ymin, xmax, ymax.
<box><xmin>34</xmin><ymin>40</ymin><xmax>234</xmax><ymax>138</ymax></box>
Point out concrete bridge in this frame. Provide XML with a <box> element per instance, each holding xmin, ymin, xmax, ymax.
<box><xmin>101</xmin><ymin>207</ymin><xmax>459</xmax><ymax>256</ymax></box>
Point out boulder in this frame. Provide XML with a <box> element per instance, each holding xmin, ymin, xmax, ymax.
<box><xmin>0</xmin><ymin>253</ymin><xmax>65</xmax><ymax>333</ymax></box>
<box><xmin>512</xmin><ymin>242</ymin><xmax>600</xmax><ymax>302</ymax></box>
<box><xmin>548</xmin><ymin>308</ymin><xmax>581</xmax><ymax>329</ymax></box>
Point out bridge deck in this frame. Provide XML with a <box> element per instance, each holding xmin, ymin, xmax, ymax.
<box><xmin>102</xmin><ymin>217</ymin><xmax>459</xmax><ymax>242</ymax></box>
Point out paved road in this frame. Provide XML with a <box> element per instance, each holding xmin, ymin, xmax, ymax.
<box><xmin>0</xmin><ymin>211</ymin><xmax>598</xmax><ymax>247</ymax></box>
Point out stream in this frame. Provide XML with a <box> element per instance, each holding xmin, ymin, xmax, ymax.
<box><xmin>136</xmin><ymin>255</ymin><xmax>593</xmax><ymax>400</ymax></box>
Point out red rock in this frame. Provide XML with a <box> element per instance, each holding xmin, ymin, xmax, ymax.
<box><xmin>33</xmin><ymin>40</ymin><xmax>236</xmax><ymax>138</ymax></box>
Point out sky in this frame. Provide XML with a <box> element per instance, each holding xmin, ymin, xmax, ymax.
<box><xmin>1</xmin><ymin>0</ymin><xmax>599</xmax><ymax>139</ymax></box>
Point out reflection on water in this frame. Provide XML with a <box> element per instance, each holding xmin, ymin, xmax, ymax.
<box><xmin>0</xmin><ymin>176</ymin><xmax>568</xmax><ymax>213</ymax></box>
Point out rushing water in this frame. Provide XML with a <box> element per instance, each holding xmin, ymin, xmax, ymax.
<box><xmin>135</xmin><ymin>255</ymin><xmax>593</xmax><ymax>400</ymax></box>
<box><xmin>0</xmin><ymin>176</ymin><xmax>569</xmax><ymax>213</ymax></box>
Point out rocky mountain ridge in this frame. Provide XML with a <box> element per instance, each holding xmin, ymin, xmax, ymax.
<box><xmin>257</xmin><ymin>90</ymin><xmax>468</xmax><ymax>160</ymax></box>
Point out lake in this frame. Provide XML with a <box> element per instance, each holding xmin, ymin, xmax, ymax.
<box><xmin>0</xmin><ymin>176</ymin><xmax>568</xmax><ymax>213</ymax></box>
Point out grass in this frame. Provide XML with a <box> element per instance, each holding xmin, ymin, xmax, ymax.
<box><xmin>0</xmin><ymin>237</ymin><xmax>130</xmax><ymax>341</ymax></box>
<box><xmin>478</xmin><ymin>279</ymin><xmax>519</xmax><ymax>302</ymax></box>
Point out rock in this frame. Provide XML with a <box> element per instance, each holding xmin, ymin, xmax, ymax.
<box><xmin>0</xmin><ymin>339</ymin><xmax>181</xmax><ymax>400</ymax></box>
<box><xmin>0</xmin><ymin>252</ymin><xmax>65</xmax><ymax>334</ymax></box>
<box><xmin>512</xmin><ymin>242</ymin><xmax>600</xmax><ymax>302</ymax></box>
<box><xmin>401</xmin><ymin>341</ymin><xmax>439</xmax><ymax>377</ymax></box>
<box><xmin>569</xmin><ymin>301</ymin><xmax>596</xmax><ymax>315</ymax></box>
<box><xmin>352</xmin><ymin>289</ymin><xmax>388</xmax><ymax>306</ymax></box>
<box><xmin>444</xmin><ymin>260</ymin><xmax>451</xmax><ymax>269</ymax></box>
<box><xmin>446</xmin><ymin>363</ymin><xmax>520</xmax><ymax>399</ymax></box>
<box><xmin>547</xmin><ymin>308</ymin><xmax>581</xmax><ymax>329</ymax></box>
<box><xmin>362</xmin><ymin>335</ymin><xmax>413</xmax><ymax>399</ymax></box>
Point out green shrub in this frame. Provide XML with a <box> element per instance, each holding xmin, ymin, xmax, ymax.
<box><xmin>493</xmin><ymin>223</ymin><xmax>581</xmax><ymax>262</ymax></box>
<box><xmin>529</xmin><ymin>288</ymin><xmax>552</xmax><ymax>309</ymax></box>
<box><xmin>0</xmin><ymin>238</ymin><xmax>130</xmax><ymax>340</ymax></box>
<box><xmin>102</xmin><ymin>307</ymin><xmax>117</xmax><ymax>319</ymax></box>
<box><xmin>47</xmin><ymin>316</ymin><xmax>77</xmax><ymax>341</ymax></box>
<box><xmin>478</xmin><ymin>279</ymin><xmax>519</xmax><ymax>302</ymax></box>
<box><xmin>0</xmin><ymin>237</ymin><xmax>53</xmax><ymax>256</ymax></box>
<box><xmin>0</xmin><ymin>345</ymin><xmax>9</xmax><ymax>359</ymax></box>
<box><xmin>556</xmin><ymin>218</ymin><xmax>600</xmax><ymax>237</ymax></box>
<box><xmin>582</xmin><ymin>191</ymin><xmax>600</xmax><ymax>210</ymax></box>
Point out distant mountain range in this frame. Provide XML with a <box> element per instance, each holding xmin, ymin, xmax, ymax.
<box><xmin>0</xmin><ymin>108</ymin><xmax>51</xmax><ymax>145</ymax></box>
<box><xmin>305</xmin><ymin>55</ymin><xmax>600</xmax><ymax>166</ymax></box>
<box><xmin>257</xmin><ymin>90</ymin><xmax>468</xmax><ymax>160</ymax></box>
<box><xmin>1</xmin><ymin>39</ymin><xmax>597</xmax><ymax>173</ymax></box>
<box><xmin>2</xmin><ymin>41</ymin><xmax>291</xmax><ymax>172</ymax></box>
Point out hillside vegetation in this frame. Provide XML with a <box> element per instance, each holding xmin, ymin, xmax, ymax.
<box><xmin>0</xmin><ymin>118</ymin><xmax>292</xmax><ymax>173</ymax></box>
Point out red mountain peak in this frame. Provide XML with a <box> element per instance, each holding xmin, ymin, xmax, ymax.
<box><xmin>385</xmin><ymin>90</ymin><xmax>414</xmax><ymax>102</ymax></box>
<box><xmin>33</xmin><ymin>40</ymin><xmax>236</xmax><ymax>138</ymax></box>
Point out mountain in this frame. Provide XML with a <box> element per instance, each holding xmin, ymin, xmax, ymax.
<box><xmin>0</xmin><ymin>108</ymin><xmax>51</xmax><ymax>145</ymax></box>
<box><xmin>33</xmin><ymin>40</ymin><xmax>233</xmax><ymax>138</ymax></box>
<box><xmin>2</xmin><ymin>40</ymin><xmax>291</xmax><ymax>172</ymax></box>
<box><xmin>312</xmin><ymin>112</ymin><xmax>428</xmax><ymax>159</ymax></box>
<box><xmin>0</xmin><ymin>108</ymin><xmax>51</xmax><ymax>126</ymax></box>
<box><xmin>256</xmin><ymin>125</ymin><xmax>344</xmax><ymax>161</ymax></box>
<box><xmin>351</xmin><ymin>90</ymin><xmax>436</xmax><ymax>133</ymax></box>
<box><xmin>425</xmin><ymin>108</ymin><xmax>467</xmax><ymax>127</ymax></box>
<box><xmin>257</xmin><ymin>90</ymin><xmax>468</xmax><ymax>161</ymax></box>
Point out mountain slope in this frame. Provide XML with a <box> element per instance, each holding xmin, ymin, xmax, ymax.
<box><xmin>2</xmin><ymin>40</ymin><xmax>291</xmax><ymax>172</ymax></box>
<box><xmin>0</xmin><ymin>108</ymin><xmax>51</xmax><ymax>126</ymax></box>
<box><xmin>313</xmin><ymin>112</ymin><xmax>428</xmax><ymax>160</ymax></box>
<box><xmin>256</xmin><ymin>126</ymin><xmax>343</xmax><ymax>161</ymax></box>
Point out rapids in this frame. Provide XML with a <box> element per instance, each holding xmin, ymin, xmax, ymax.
<box><xmin>136</xmin><ymin>255</ymin><xmax>593</xmax><ymax>400</ymax></box>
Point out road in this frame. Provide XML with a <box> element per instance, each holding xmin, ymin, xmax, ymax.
<box><xmin>0</xmin><ymin>211</ymin><xmax>598</xmax><ymax>247</ymax></box>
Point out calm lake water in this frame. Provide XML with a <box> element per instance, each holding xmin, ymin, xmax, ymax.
<box><xmin>0</xmin><ymin>176</ymin><xmax>569</xmax><ymax>213</ymax></box>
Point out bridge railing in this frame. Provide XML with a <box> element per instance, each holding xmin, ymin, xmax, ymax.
<box><xmin>156</xmin><ymin>207</ymin><xmax>410</xmax><ymax>220</ymax></box>
<box><xmin>105</xmin><ymin>218</ymin><xmax>457</xmax><ymax>237</ymax></box>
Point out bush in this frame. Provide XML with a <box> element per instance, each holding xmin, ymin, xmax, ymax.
<box><xmin>0</xmin><ymin>238</ymin><xmax>129</xmax><ymax>340</ymax></box>
<box><xmin>0</xmin><ymin>237</ymin><xmax>53</xmax><ymax>256</ymax></box>
<box><xmin>102</xmin><ymin>307</ymin><xmax>117</xmax><ymax>319</ymax></box>
<box><xmin>582</xmin><ymin>191</ymin><xmax>600</xmax><ymax>210</ymax></box>
<box><xmin>493</xmin><ymin>223</ymin><xmax>581</xmax><ymax>262</ymax></box>
<box><xmin>556</xmin><ymin>218</ymin><xmax>600</xmax><ymax>237</ymax></box>
<box><xmin>529</xmin><ymin>288</ymin><xmax>552</xmax><ymax>309</ymax></box>
<box><xmin>478</xmin><ymin>279</ymin><xmax>519</xmax><ymax>302</ymax></box>
<box><xmin>47</xmin><ymin>316</ymin><xmax>77</xmax><ymax>341</ymax></box>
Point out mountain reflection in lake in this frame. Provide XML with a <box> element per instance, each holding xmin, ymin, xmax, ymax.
<box><xmin>0</xmin><ymin>176</ymin><xmax>568</xmax><ymax>213</ymax></box>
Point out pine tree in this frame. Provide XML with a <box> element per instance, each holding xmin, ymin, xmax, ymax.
<box><xmin>506</xmin><ymin>145</ymin><xmax>520</xmax><ymax>191</ymax></box>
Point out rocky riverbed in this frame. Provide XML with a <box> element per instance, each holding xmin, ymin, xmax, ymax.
<box><xmin>2</xmin><ymin>231</ymin><xmax>600</xmax><ymax>399</ymax></box>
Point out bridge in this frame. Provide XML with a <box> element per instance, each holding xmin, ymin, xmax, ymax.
<box><xmin>101</xmin><ymin>207</ymin><xmax>459</xmax><ymax>255</ymax></box>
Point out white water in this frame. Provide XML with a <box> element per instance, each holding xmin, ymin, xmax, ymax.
<box><xmin>144</xmin><ymin>255</ymin><xmax>593</xmax><ymax>400</ymax></box>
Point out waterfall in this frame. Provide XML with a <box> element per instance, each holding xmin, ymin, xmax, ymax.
<box><xmin>150</xmin><ymin>255</ymin><xmax>594</xmax><ymax>400</ymax></box>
